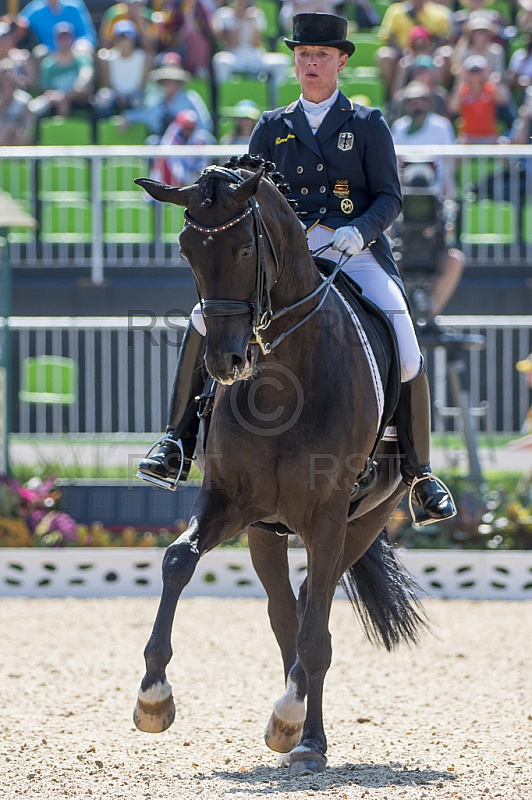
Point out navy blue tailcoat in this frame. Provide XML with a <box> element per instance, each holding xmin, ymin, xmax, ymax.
<box><xmin>248</xmin><ymin>91</ymin><xmax>403</xmax><ymax>286</ymax></box>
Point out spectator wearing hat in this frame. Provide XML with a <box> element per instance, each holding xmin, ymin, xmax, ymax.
<box><xmin>378</xmin><ymin>0</ymin><xmax>452</xmax><ymax>94</ymax></box>
<box><xmin>158</xmin><ymin>0</ymin><xmax>215</xmax><ymax>77</ymax></box>
<box><xmin>388</xmin><ymin>55</ymin><xmax>450</xmax><ymax>123</ymax></box>
<box><xmin>391</xmin><ymin>82</ymin><xmax>465</xmax><ymax>325</ymax></box>
<box><xmin>448</xmin><ymin>54</ymin><xmax>514</xmax><ymax>142</ymax></box>
<box><xmin>220</xmin><ymin>98</ymin><xmax>260</xmax><ymax>144</ymax></box>
<box><xmin>99</xmin><ymin>0</ymin><xmax>159</xmax><ymax>53</ymax></box>
<box><xmin>392</xmin><ymin>81</ymin><xmax>456</xmax><ymax>196</ymax></box>
<box><xmin>29</xmin><ymin>20</ymin><xmax>94</xmax><ymax>119</ymax></box>
<box><xmin>122</xmin><ymin>62</ymin><xmax>212</xmax><ymax>140</ymax></box>
<box><xmin>212</xmin><ymin>0</ymin><xmax>291</xmax><ymax>88</ymax></box>
<box><xmin>152</xmin><ymin>108</ymin><xmax>216</xmax><ymax>187</ymax></box>
<box><xmin>19</xmin><ymin>0</ymin><xmax>97</xmax><ymax>52</ymax></box>
<box><xmin>451</xmin><ymin>12</ymin><xmax>506</xmax><ymax>81</ymax></box>
<box><xmin>95</xmin><ymin>19</ymin><xmax>152</xmax><ymax>118</ymax></box>
<box><xmin>0</xmin><ymin>58</ymin><xmax>33</xmax><ymax>144</ymax></box>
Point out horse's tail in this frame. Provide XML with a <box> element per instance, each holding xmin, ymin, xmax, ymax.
<box><xmin>340</xmin><ymin>530</ymin><xmax>428</xmax><ymax>651</ymax></box>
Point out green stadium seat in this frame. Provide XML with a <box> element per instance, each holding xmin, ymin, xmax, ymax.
<box><xmin>160</xmin><ymin>204</ymin><xmax>185</xmax><ymax>243</ymax></box>
<box><xmin>39</xmin><ymin>158</ymin><xmax>90</xmax><ymax>199</ymax></box>
<box><xmin>461</xmin><ymin>200</ymin><xmax>516</xmax><ymax>245</ymax></box>
<box><xmin>96</xmin><ymin>116</ymin><xmax>148</xmax><ymax>145</ymax></box>
<box><xmin>187</xmin><ymin>77</ymin><xmax>213</xmax><ymax>112</ymax></box>
<box><xmin>39</xmin><ymin>116</ymin><xmax>92</xmax><ymax>146</ymax></box>
<box><xmin>103</xmin><ymin>201</ymin><xmax>154</xmax><ymax>243</ymax></box>
<box><xmin>101</xmin><ymin>157</ymin><xmax>149</xmax><ymax>199</ymax></box>
<box><xmin>339</xmin><ymin>77</ymin><xmax>385</xmax><ymax>107</ymax></box>
<box><xmin>19</xmin><ymin>356</ymin><xmax>77</xmax><ymax>405</ymax></box>
<box><xmin>275</xmin><ymin>79</ymin><xmax>300</xmax><ymax>107</ymax></box>
<box><xmin>40</xmin><ymin>200</ymin><xmax>92</xmax><ymax>243</ymax></box>
<box><xmin>218</xmin><ymin>78</ymin><xmax>269</xmax><ymax>112</ymax></box>
<box><xmin>0</xmin><ymin>159</ymin><xmax>32</xmax><ymax>200</ymax></box>
<box><xmin>257</xmin><ymin>0</ymin><xmax>280</xmax><ymax>44</ymax></box>
<box><xmin>350</xmin><ymin>34</ymin><xmax>381</xmax><ymax>68</ymax></box>
<box><xmin>522</xmin><ymin>206</ymin><xmax>532</xmax><ymax>244</ymax></box>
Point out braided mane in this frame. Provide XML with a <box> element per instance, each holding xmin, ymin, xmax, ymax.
<box><xmin>223</xmin><ymin>154</ymin><xmax>298</xmax><ymax>212</ymax></box>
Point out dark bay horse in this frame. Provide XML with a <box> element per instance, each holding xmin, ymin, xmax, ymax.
<box><xmin>133</xmin><ymin>158</ymin><xmax>425</xmax><ymax>776</ymax></box>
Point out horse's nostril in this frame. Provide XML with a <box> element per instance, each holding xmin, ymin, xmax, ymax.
<box><xmin>229</xmin><ymin>353</ymin><xmax>246</xmax><ymax>372</ymax></box>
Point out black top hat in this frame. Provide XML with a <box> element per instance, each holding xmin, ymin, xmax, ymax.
<box><xmin>284</xmin><ymin>13</ymin><xmax>355</xmax><ymax>57</ymax></box>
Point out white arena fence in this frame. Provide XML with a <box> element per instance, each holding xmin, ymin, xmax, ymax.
<box><xmin>1</xmin><ymin>547</ymin><xmax>531</xmax><ymax>601</ymax></box>
<box><xmin>8</xmin><ymin>315</ymin><xmax>532</xmax><ymax>436</ymax></box>
<box><xmin>1</xmin><ymin>144</ymin><xmax>532</xmax><ymax>281</ymax></box>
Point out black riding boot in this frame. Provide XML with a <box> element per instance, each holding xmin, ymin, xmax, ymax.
<box><xmin>396</xmin><ymin>364</ymin><xmax>456</xmax><ymax>527</ymax></box>
<box><xmin>137</xmin><ymin>321</ymin><xmax>205</xmax><ymax>490</ymax></box>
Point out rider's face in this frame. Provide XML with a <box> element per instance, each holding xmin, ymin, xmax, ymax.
<box><xmin>293</xmin><ymin>45</ymin><xmax>347</xmax><ymax>102</ymax></box>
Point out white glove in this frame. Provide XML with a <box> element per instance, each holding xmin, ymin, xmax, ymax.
<box><xmin>331</xmin><ymin>226</ymin><xmax>364</xmax><ymax>257</ymax></box>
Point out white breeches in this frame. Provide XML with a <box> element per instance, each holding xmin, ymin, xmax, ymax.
<box><xmin>307</xmin><ymin>225</ymin><xmax>422</xmax><ymax>382</ymax></box>
<box><xmin>189</xmin><ymin>224</ymin><xmax>422</xmax><ymax>383</ymax></box>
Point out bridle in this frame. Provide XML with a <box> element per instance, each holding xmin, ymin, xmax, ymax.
<box><xmin>183</xmin><ymin>165</ymin><xmax>346</xmax><ymax>355</ymax></box>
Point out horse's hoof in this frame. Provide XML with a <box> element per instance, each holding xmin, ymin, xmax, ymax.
<box><xmin>133</xmin><ymin>681</ymin><xmax>175</xmax><ymax>733</ymax></box>
<box><xmin>265</xmin><ymin>710</ymin><xmax>304</xmax><ymax>753</ymax></box>
<box><xmin>287</xmin><ymin>745</ymin><xmax>327</xmax><ymax>776</ymax></box>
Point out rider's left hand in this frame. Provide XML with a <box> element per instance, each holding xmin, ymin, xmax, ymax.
<box><xmin>331</xmin><ymin>226</ymin><xmax>364</xmax><ymax>257</ymax></box>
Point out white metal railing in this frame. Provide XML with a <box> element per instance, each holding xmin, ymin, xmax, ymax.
<box><xmin>1</xmin><ymin>144</ymin><xmax>532</xmax><ymax>281</ymax></box>
<box><xmin>8</xmin><ymin>314</ymin><xmax>532</xmax><ymax>436</ymax></box>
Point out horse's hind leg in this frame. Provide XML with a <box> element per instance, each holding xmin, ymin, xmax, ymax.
<box><xmin>248</xmin><ymin>529</ymin><xmax>306</xmax><ymax>753</ymax></box>
<box><xmin>133</xmin><ymin>489</ymin><xmax>245</xmax><ymax>733</ymax></box>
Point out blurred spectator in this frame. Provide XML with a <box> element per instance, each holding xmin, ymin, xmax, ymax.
<box><xmin>389</xmin><ymin>54</ymin><xmax>450</xmax><ymax>122</ymax></box>
<box><xmin>378</xmin><ymin>0</ymin><xmax>453</xmax><ymax>94</ymax></box>
<box><xmin>158</xmin><ymin>0</ymin><xmax>215</xmax><ymax>77</ymax></box>
<box><xmin>152</xmin><ymin>108</ymin><xmax>216</xmax><ymax>186</ymax></box>
<box><xmin>511</xmin><ymin>84</ymin><xmax>532</xmax><ymax>143</ymax></box>
<box><xmin>0</xmin><ymin>58</ymin><xmax>33</xmax><ymax>144</ymax></box>
<box><xmin>99</xmin><ymin>0</ymin><xmax>159</xmax><ymax>53</ymax></box>
<box><xmin>451</xmin><ymin>14</ymin><xmax>506</xmax><ymax>81</ymax></box>
<box><xmin>507</xmin><ymin>30</ymin><xmax>532</xmax><ymax>91</ymax></box>
<box><xmin>95</xmin><ymin>20</ymin><xmax>151</xmax><ymax>118</ymax></box>
<box><xmin>279</xmin><ymin>0</ymin><xmax>341</xmax><ymax>35</ymax></box>
<box><xmin>391</xmin><ymin>81</ymin><xmax>455</xmax><ymax>197</ymax></box>
<box><xmin>453</xmin><ymin>3</ymin><xmax>505</xmax><ymax>44</ymax></box>
<box><xmin>212</xmin><ymin>0</ymin><xmax>290</xmax><ymax>87</ymax></box>
<box><xmin>517</xmin><ymin>0</ymin><xmax>532</xmax><ymax>32</ymax></box>
<box><xmin>123</xmin><ymin>62</ymin><xmax>212</xmax><ymax>140</ymax></box>
<box><xmin>391</xmin><ymin>86</ymin><xmax>464</xmax><ymax>320</ymax></box>
<box><xmin>29</xmin><ymin>21</ymin><xmax>94</xmax><ymax>119</ymax></box>
<box><xmin>220</xmin><ymin>98</ymin><xmax>260</xmax><ymax>144</ymax></box>
<box><xmin>448</xmin><ymin>54</ymin><xmax>514</xmax><ymax>142</ymax></box>
<box><xmin>19</xmin><ymin>0</ymin><xmax>97</xmax><ymax>52</ymax></box>
<box><xmin>0</xmin><ymin>18</ymin><xmax>35</xmax><ymax>91</ymax></box>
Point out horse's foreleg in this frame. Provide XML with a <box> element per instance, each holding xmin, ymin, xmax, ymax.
<box><xmin>248</xmin><ymin>530</ymin><xmax>305</xmax><ymax>753</ymax></box>
<box><xmin>133</xmin><ymin>490</ymin><xmax>244</xmax><ymax>733</ymax></box>
<box><xmin>287</xmin><ymin>516</ymin><xmax>346</xmax><ymax>775</ymax></box>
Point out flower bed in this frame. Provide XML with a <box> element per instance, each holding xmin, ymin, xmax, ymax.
<box><xmin>1</xmin><ymin>473</ymin><xmax>532</xmax><ymax>551</ymax></box>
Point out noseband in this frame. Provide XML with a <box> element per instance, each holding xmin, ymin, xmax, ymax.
<box><xmin>184</xmin><ymin>165</ymin><xmax>345</xmax><ymax>355</ymax></box>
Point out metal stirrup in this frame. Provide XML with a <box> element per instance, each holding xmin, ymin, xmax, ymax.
<box><xmin>136</xmin><ymin>435</ymin><xmax>186</xmax><ymax>492</ymax></box>
<box><xmin>408</xmin><ymin>473</ymin><xmax>457</xmax><ymax>528</ymax></box>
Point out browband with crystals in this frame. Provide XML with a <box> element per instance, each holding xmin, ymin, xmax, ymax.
<box><xmin>184</xmin><ymin>205</ymin><xmax>253</xmax><ymax>234</ymax></box>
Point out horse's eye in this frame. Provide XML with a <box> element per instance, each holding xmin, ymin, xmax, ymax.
<box><xmin>181</xmin><ymin>250</ymin><xmax>188</xmax><ymax>261</ymax></box>
<box><xmin>242</xmin><ymin>245</ymin><xmax>253</xmax><ymax>257</ymax></box>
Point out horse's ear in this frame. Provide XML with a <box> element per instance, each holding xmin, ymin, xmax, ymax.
<box><xmin>134</xmin><ymin>178</ymin><xmax>194</xmax><ymax>206</ymax></box>
<box><xmin>231</xmin><ymin>168</ymin><xmax>264</xmax><ymax>206</ymax></box>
